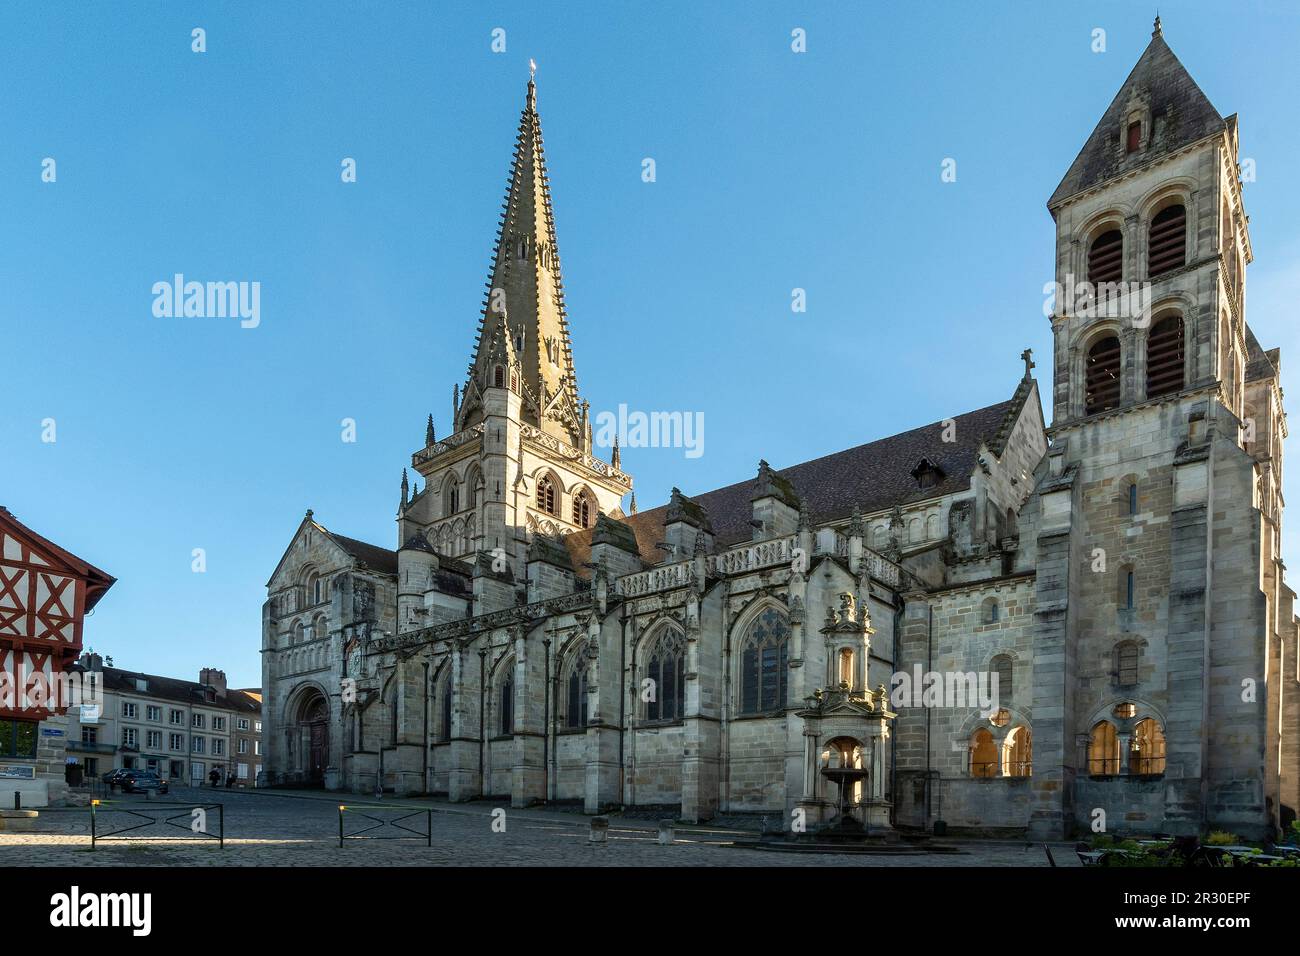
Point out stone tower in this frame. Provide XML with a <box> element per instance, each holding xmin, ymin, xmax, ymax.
<box><xmin>401</xmin><ymin>76</ymin><xmax>632</xmax><ymax>594</ymax></box>
<box><xmin>1027</xmin><ymin>18</ymin><xmax>1289</xmax><ymax>839</ymax></box>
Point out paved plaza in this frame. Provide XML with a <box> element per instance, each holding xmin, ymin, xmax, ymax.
<box><xmin>0</xmin><ymin>786</ymin><xmax>1079</xmax><ymax>867</ymax></box>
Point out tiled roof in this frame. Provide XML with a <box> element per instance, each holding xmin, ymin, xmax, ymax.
<box><xmin>564</xmin><ymin>394</ymin><xmax>1027</xmax><ymax>572</ymax></box>
<box><xmin>1049</xmin><ymin>29</ymin><xmax>1225</xmax><ymax>207</ymax></box>
<box><xmin>100</xmin><ymin>667</ymin><xmax>262</xmax><ymax>714</ymax></box>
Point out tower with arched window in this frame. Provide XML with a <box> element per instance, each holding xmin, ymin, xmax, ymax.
<box><xmin>1027</xmin><ymin>16</ymin><xmax>1285</xmax><ymax>840</ymax></box>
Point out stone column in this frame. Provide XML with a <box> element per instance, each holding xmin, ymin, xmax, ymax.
<box><xmin>584</xmin><ymin>618</ymin><xmax>620</xmax><ymax>813</ymax></box>
<box><xmin>448</xmin><ymin>644</ymin><xmax>480</xmax><ymax>801</ymax></box>
<box><xmin>511</xmin><ymin>626</ymin><xmax>544</xmax><ymax>807</ymax></box>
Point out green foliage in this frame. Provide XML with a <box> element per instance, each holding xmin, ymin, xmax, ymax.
<box><xmin>1205</xmin><ymin>830</ymin><xmax>1238</xmax><ymax>846</ymax></box>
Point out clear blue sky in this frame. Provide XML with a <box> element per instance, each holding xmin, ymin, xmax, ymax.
<box><xmin>3</xmin><ymin>1</ymin><xmax>1298</xmax><ymax>689</ymax></box>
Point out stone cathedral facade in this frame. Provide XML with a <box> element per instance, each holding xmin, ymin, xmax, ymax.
<box><xmin>263</xmin><ymin>24</ymin><xmax>1300</xmax><ymax>839</ymax></box>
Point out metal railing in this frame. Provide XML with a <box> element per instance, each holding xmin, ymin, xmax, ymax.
<box><xmin>338</xmin><ymin>804</ymin><xmax>432</xmax><ymax>848</ymax></box>
<box><xmin>88</xmin><ymin>799</ymin><xmax>224</xmax><ymax>850</ymax></box>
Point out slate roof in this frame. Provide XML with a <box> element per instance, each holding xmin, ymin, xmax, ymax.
<box><xmin>564</xmin><ymin>391</ymin><xmax>1032</xmax><ymax>572</ymax></box>
<box><xmin>324</xmin><ymin>531</ymin><xmax>400</xmax><ymax>576</ymax></box>
<box><xmin>1049</xmin><ymin>26</ymin><xmax>1225</xmax><ymax>208</ymax></box>
<box><xmin>100</xmin><ymin>667</ymin><xmax>262</xmax><ymax>714</ymax></box>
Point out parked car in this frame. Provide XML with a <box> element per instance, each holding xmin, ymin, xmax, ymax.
<box><xmin>102</xmin><ymin>768</ymin><xmax>133</xmax><ymax>788</ymax></box>
<box><xmin>120</xmin><ymin>770</ymin><xmax>169</xmax><ymax>795</ymax></box>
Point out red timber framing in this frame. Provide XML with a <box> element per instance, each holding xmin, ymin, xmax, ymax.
<box><xmin>0</xmin><ymin>506</ymin><xmax>114</xmax><ymax>720</ymax></box>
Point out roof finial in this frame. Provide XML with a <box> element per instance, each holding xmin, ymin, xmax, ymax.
<box><xmin>1021</xmin><ymin>347</ymin><xmax>1035</xmax><ymax>380</ymax></box>
<box><xmin>426</xmin><ymin>414</ymin><xmax>436</xmax><ymax>447</ymax></box>
<box><xmin>527</xmin><ymin>59</ymin><xmax>537</xmax><ymax>110</ymax></box>
<box><xmin>1153</xmin><ymin>13</ymin><xmax>1162</xmax><ymax>38</ymax></box>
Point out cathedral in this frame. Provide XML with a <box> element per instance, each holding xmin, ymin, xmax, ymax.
<box><xmin>263</xmin><ymin>22</ymin><xmax>1300</xmax><ymax>839</ymax></box>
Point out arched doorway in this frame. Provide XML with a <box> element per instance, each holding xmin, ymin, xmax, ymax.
<box><xmin>290</xmin><ymin>688</ymin><xmax>330</xmax><ymax>786</ymax></box>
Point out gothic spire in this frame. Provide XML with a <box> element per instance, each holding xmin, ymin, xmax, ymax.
<box><xmin>426</xmin><ymin>414</ymin><xmax>436</xmax><ymax>447</ymax></box>
<box><xmin>457</xmin><ymin>73</ymin><xmax>583</xmax><ymax>446</ymax></box>
<box><xmin>400</xmin><ymin>468</ymin><xmax>409</xmax><ymax>509</ymax></box>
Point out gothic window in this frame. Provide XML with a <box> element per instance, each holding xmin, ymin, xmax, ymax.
<box><xmin>1115</xmin><ymin>641</ymin><xmax>1140</xmax><ymax>686</ymax></box>
<box><xmin>1128</xmin><ymin>482</ymin><xmax>1138</xmax><ymax>515</ymax></box>
<box><xmin>1148</xmin><ymin>204</ymin><xmax>1186</xmax><ymax>276</ymax></box>
<box><xmin>313</xmin><ymin>578</ymin><xmax>323</xmax><ymax>605</ymax></box>
<box><xmin>991</xmin><ymin>654</ymin><xmax>1013</xmax><ymax>700</ymax></box>
<box><xmin>563</xmin><ymin>652</ymin><xmax>588</xmax><ymax>729</ymax></box>
<box><xmin>1088</xmin><ymin>229</ymin><xmax>1124</xmax><ymax>287</ymax></box>
<box><xmin>1088</xmin><ymin>720</ymin><xmax>1120</xmax><ymax>774</ymax></box>
<box><xmin>465</xmin><ymin>468</ymin><xmax>482</xmax><ymax>509</ymax></box>
<box><xmin>536</xmin><ymin>475</ymin><xmax>557</xmax><ymax>515</ymax></box>
<box><xmin>739</xmin><ymin>607</ymin><xmax>789</xmax><ymax>715</ymax></box>
<box><xmin>1004</xmin><ymin>726</ymin><xmax>1032</xmax><ymax>777</ymax></box>
<box><xmin>645</xmin><ymin>630</ymin><xmax>685</xmax><ymax>722</ymax></box>
<box><xmin>571</xmin><ymin>490</ymin><xmax>593</xmax><ymax>528</ymax></box>
<box><xmin>970</xmin><ymin>728</ymin><xmax>998</xmax><ymax>777</ymax></box>
<box><xmin>444</xmin><ymin>477</ymin><xmax>460</xmax><ymax>517</ymax></box>
<box><xmin>1146</xmin><ymin>314</ymin><xmax>1185</xmax><ymax>398</ymax></box>
<box><xmin>494</xmin><ymin>366</ymin><xmax>505</xmax><ymax>388</ymax></box>
<box><xmin>1085</xmin><ymin>335</ymin><xmax>1122</xmax><ymax>414</ymax></box>
<box><xmin>499</xmin><ymin>673</ymin><xmax>514</xmax><ymax>736</ymax></box>
<box><xmin>1130</xmin><ymin>718</ymin><xmax>1167</xmax><ymax>774</ymax></box>
<box><xmin>438</xmin><ymin>673</ymin><xmax>452</xmax><ymax>742</ymax></box>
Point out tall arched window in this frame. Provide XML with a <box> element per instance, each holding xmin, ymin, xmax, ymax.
<box><xmin>1146</xmin><ymin>313</ymin><xmax>1185</xmax><ymax>398</ymax></box>
<box><xmin>1148</xmin><ymin>204</ymin><xmax>1186</xmax><ymax>277</ymax></box>
<box><xmin>465</xmin><ymin>468</ymin><xmax>482</xmax><ymax>509</ymax></box>
<box><xmin>1085</xmin><ymin>335</ymin><xmax>1122</xmax><ymax>414</ymax></box>
<box><xmin>571</xmin><ymin>490</ymin><xmax>593</xmax><ymax>529</ymax></box>
<box><xmin>645</xmin><ymin>630</ymin><xmax>685</xmax><ymax>722</ymax></box>
<box><xmin>493</xmin><ymin>366</ymin><xmax>505</xmax><ymax>388</ymax></box>
<box><xmin>1088</xmin><ymin>228</ymin><xmax>1124</xmax><ymax>287</ymax></box>
<box><xmin>438</xmin><ymin>672</ymin><xmax>452</xmax><ymax>742</ymax></box>
<box><xmin>536</xmin><ymin>476</ymin><xmax>557</xmax><ymax>515</ymax></box>
<box><xmin>498</xmin><ymin>672</ymin><xmax>514</xmax><ymax>736</ymax></box>
<box><xmin>1004</xmin><ymin>726</ymin><xmax>1032</xmax><ymax>777</ymax></box>
<box><xmin>1130</xmin><ymin>718</ymin><xmax>1167</xmax><ymax>774</ymax></box>
<box><xmin>991</xmin><ymin>654</ymin><xmax>1013</xmax><ymax>701</ymax></box>
<box><xmin>739</xmin><ymin>608</ymin><xmax>789</xmax><ymax>715</ymax></box>
<box><xmin>970</xmin><ymin>728</ymin><xmax>998</xmax><ymax>777</ymax></box>
<box><xmin>444</xmin><ymin>477</ymin><xmax>460</xmax><ymax>517</ymax></box>
<box><xmin>563</xmin><ymin>652</ymin><xmax>588</xmax><ymax>729</ymax></box>
<box><xmin>1088</xmin><ymin>721</ymin><xmax>1120</xmax><ymax>774</ymax></box>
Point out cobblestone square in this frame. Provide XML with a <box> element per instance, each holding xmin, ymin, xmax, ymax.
<box><xmin>0</xmin><ymin>786</ymin><xmax>1078</xmax><ymax>867</ymax></box>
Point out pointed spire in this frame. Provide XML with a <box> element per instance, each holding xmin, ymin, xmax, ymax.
<box><xmin>629</xmin><ymin>490</ymin><xmax>637</xmax><ymax>515</ymax></box>
<box><xmin>400</xmin><ymin>468</ymin><xmax>409</xmax><ymax>509</ymax></box>
<box><xmin>456</xmin><ymin>73</ymin><xmax>584</xmax><ymax>446</ymax></box>
<box><xmin>452</xmin><ymin>383</ymin><xmax>460</xmax><ymax>421</ymax></box>
<box><xmin>611</xmin><ymin>435</ymin><xmax>621</xmax><ymax>469</ymax></box>
<box><xmin>426</xmin><ymin>414</ymin><xmax>436</xmax><ymax>447</ymax></box>
<box><xmin>1049</xmin><ymin>21</ymin><xmax>1224</xmax><ymax>207</ymax></box>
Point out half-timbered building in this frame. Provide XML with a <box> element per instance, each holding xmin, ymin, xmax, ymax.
<box><xmin>0</xmin><ymin>506</ymin><xmax>114</xmax><ymax>807</ymax></box>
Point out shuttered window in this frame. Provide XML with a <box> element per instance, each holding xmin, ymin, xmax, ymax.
<box><xmin>1148</xmin><ymin>205</ymin><xmax>1186</xmax><ymax>277</ymax></box>
<box><xmin>1146</xmin><ymin>314</ymin><xmax>1184</xmax><ymax>398</ymax></box>
<box><xmin>1085</xmin><ymin>336</ymin><xmax>1122</xmax><ymax>414</ymax></box>
<box><xmin>1088</xmin><ymin>229</ymin><xmax>1124</xmax><ymax>286</ymax></box>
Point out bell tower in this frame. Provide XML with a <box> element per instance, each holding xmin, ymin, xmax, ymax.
<box><xmin>1028</xmin><ymin>18</ymin><xmax>1286</xmax><ymax>840</ymax></box>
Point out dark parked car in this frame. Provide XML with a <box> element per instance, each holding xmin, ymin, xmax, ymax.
<box><xmin>102</xmin><ymin>768</ymin><xmax>133</xmax><ymax>788</ymax></box>
<box><xmin>120</xmin><ymin>770</ymin><xmax>169</xmax><ymax>795</ymax></box>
